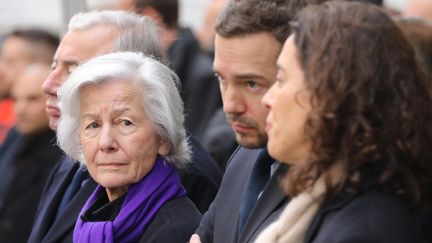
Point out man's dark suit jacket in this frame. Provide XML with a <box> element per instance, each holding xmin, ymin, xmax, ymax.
<box><xmin>196</xmin><ymin>146</ymin><xmax>289</xmax><ymax>243</ymax></box>
<box><xmin>28</xmin><ymin>135</ymin><xmax>222</xmax><ymax>243</ymax></box>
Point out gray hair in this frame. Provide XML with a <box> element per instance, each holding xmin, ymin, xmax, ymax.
<box><xmin>57</xmin><ymin>52</ymin><xmax>190</xmax><ymax>167</ymax></box>
<box><xmin>68</xmin><ymin>10</ymin><xmax>166</xmax><ymax>63</ymax></box>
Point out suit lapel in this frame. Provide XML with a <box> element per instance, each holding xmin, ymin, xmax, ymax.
<box><xmin>30</xmin><ymin>161</ymin><xmax>78</xmax><ymax>243</ymax></box>
<box><xmin>240</xmin><ymin>164</ymin><xmax>289</xmax><ymax>242</ymax></box>
<box><xmin>42</xmin><ymin>178</ymin><xmax>98</xmax><ymax>242</ymax></box>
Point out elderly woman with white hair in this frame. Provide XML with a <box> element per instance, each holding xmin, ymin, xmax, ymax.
<box><xmin>56</xmin><ymin>51</ymin><xmax>201</xmax><ymax>243</ymax></box>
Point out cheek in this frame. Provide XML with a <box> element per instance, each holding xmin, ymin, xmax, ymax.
<box><xmin>80</xmin><ymin>138</ymin><xmax>97</xmax><ymax>162</ymax></box>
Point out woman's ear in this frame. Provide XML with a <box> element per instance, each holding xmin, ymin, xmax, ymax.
<box><xmin>158</xmin><ymin>139</ymin><xmax>172</xmax><ymax>156</ymax></box>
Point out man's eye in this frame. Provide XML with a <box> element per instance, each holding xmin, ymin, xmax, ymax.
<box><xmin>67</xmin><ymin>65</ymin><xmax>78</xmax><ymax>74</ymax></box>
<box><xmin>246</xmin><ymin>81</ymin><xmax>258</xmax><ymax>88</ymax></box>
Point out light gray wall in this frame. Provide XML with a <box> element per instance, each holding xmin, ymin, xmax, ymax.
<box><xmin>0</xmin><ymin>0</ymin><xmax>410</xmax><ymax>36</ymax></box>
<box><xmin>0</xmin><ymin>0</ymin><xmax>62</xmax><ymax>35</ymax></box>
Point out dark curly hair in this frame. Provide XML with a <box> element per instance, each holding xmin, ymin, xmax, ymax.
<box><xmin>284</xmin><ymin>1</ymin><xmax>432</xmax><ymax>209</ymax></box>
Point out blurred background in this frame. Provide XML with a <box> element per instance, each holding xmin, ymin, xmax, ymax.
<box><xmin>0</xmin><ymin>0</ymin><xmax>411</xmax><ymax>37</ymax></box>
<box><xmin>0</xmin><ymin>0</ymin><xmax>209</xmax><ymax>36</ymax></box>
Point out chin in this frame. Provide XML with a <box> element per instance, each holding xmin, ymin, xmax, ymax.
<box><xmin>101</xmin><ymin>182</ymin><xmax>131</xmax><ymax>191</ymax></box>
<box><xmin>97</xmin><ymin>177</ymin><xmax>132</xmax><ymax>189</ymax></box>
<box><xmin>48</xmin><ymin>119</ymin><xmax>58</xmax><ymax>130</ymax></box>
<box><xmin>267</xmin><ymin>142</ymin><xmax>283</xmax><ymax>162</ymax></box>
<box><xmin>237</xmin><ymin>134</ymin><xmax>267</xmax><ymax>149</ymax></box>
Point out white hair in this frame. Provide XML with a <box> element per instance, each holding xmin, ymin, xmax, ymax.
<box><xmin>57</xmin><ymin>52</ymin><xmax>190</xmax><ymax>167</ymax></box>
<box><xmin>68</xmin><ymin>10</ymin><xmax>166</xmax><ymax>62</ymax></box>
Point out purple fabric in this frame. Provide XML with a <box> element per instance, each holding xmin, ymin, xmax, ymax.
<box><xmin>73</xmin><ymin>157</ymin><xmax>186</xmax><ymax>243</ymax></box>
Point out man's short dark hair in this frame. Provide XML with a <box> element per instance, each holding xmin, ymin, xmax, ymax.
<box><xmin>8</xmin><ymin>29</ymin><xmax>59</xmax><ymax>63</ymax></box>
<box><xmin>215</xmin><ymin>0</ymin><xmax>308</xmax><ymax>44</ymax></box>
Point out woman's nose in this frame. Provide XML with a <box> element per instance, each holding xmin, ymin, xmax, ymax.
<box><xmin>98</xmin><ymin>125</ymin><xmax>119</xmax><ymax>153</ymax></box>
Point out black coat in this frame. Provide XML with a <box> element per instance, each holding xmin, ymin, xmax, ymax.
<box><xmin>178</xmin><ymin>134</ymin><xmax>223</xmax><ymax>213</ymax></box>
<box><xmin>0</xmin><ymin>128</ymin><xmax>62</xmax><ymax>243</ymax></box>
<box><xmin>196</xmin><ymin>147</ymin><xmax>290</xmax><ymax>243</ymax></box>
<box><xmin>305</xmin><ymin>181</ymin><xmax>431</xmax><ymax>243</ymax></box>
<box><xmin>139</xmin><ymin>197</ymin><xmax>202</xmax><ymax>243</ymax></box>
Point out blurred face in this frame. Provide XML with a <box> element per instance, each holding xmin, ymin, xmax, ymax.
<box><xmin>11</xmin><ymin>66</ymin><xmax>49</xmax><ymax>135</ymax></box>
<box><xmin>404</xmin><ymin>0</ymin><xmax>432</xmax><ymax>21</ymax></box>
<box><xmin>42</xmin><ymin>26</ymin><xmax>117</xmax><ymax>130</ymax></box>
<box><xmin>0</xmin><ymin>36</ymin><xmax>31</xmax><ymax>98</ymax></box>
<box><xmin>214</xmin><ymin>33</ymin><xmax>281</xmax><ymax>148</ymax></box>
<box><xmin>117</xmin><ymin>0</ymin><xmax>135</xmax><ymax>10</ymax></box>
<box><xmin>262</xmin><ymin>36</ymin><xmax>312</xmax><ymax>164</ymax></box>
<box><xmin>79</xmin><ymin>80</ymin><xmax>171</xmax><ymax>200</ymax></box>
<box><xmin>196</xmin><ymin>0</ymin><xmax>228</xmax><ymax>53</ymax></box>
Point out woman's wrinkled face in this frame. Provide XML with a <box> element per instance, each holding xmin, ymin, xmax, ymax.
<box><xmin>79</xmin><ymin>80</ymin><xmax>171</xmax><ymax>197</ymax></box>
<box><xmin>262</xmin><ymin>35</ymin><xmax>312</xmax><ymax>164</ymax></box>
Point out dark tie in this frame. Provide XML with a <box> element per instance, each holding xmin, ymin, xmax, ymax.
<box><xmin>55</xmin><ymin>164</ymin><xmax>89</xmax><ymax>219</ymax></box>
<box><xmin>238</xmin><ymin>149</ymin><xmax>273</xmax><ymax>234</ymax></box>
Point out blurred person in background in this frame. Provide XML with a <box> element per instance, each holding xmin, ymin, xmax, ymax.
<box><xmin>117</xmin><ymin>0</ymin><xmax>223</xmax><ymax>145</ymax></box>
<box><xmin>257</xmin><ymin>2</ymin><xmax>432</xmax><ymax>242</ymax></box>
<box><xmin>0</xmin><ymin>64</ymin><xmax>63</xmax><ymax>243</ymax></box>
<box><xmin>195</xmin><ymin>0</ymin><xmax>229</xmax><ymax>57</ymax></box>
<box><xmin>0</xmin><ymin>29</ymin><xmax>59</xmax><ymax>143</ymax></box>
<box><xmin>404</xmin><ymin>0</ymin><xmax>432</xmax><ymax>22</ymax></box>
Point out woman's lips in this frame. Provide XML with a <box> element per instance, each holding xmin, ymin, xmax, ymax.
<box><xmin>97</xmin><ymin>162</ymin><xmax>128</xmax><ymax>168</ymax></box>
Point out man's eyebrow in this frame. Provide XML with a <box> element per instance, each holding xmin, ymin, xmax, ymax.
<box><xmin>62</xmin><ymin>60</ymin><xmax>80</xmax><ymax>66</ymax></box>
<box><xmin>234</xmin><ymin>73</ymin><xmax>266</xmax><ymax>80</ymax></box>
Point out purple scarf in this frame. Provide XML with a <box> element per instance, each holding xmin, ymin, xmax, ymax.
<box><xmin>73</xmin><ymin>157</ymin><xmax>186</xmax><ymax>243</ymax></box>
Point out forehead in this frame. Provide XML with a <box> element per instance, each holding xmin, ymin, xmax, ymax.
<box><xmin>80</xmin><ymin>80</ymin><xmax>141</xmax><ymax>106</ymax></box>
<box><xmin>214</xmin><ymin>33</ymin><xmax>281</xmax><ymax>77</ymax></box>
<box><xmin>55</xmin><ymin>26</ymin><xmax>118</xmax><ymax>64</ymax></box>
<box><xmin>13</xmin><ymin>69</ymin><xmax>48</xmax><ymax>95</ymax></box>
<box><xmin>1</xmin><ymin>36</ymin><xmax>29</xmax><ymax>57</ymax></box>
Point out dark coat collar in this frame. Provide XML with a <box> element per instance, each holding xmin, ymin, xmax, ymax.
<box><xmin>304</xmin><ymin>174</ymin><xmax>379</xmax><ymax>242</ymax></box>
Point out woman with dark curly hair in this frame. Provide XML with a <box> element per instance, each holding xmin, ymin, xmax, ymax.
<box><xmin>257</xmin><ymin>1</ymin><xmax>432</xmax><ymax>242</ymax></box>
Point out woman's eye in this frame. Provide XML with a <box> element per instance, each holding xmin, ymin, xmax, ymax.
<box><xmin>121</xmin><ymin>120</ymin><xmax>133</xmax><ymax>126</ymax></box>
<box><xmin>86</xmin><ymin>122</ymin><xmax>99</xmax><ymax>129</ymax></box>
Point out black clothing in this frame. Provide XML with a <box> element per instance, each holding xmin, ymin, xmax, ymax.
<box><xmin>0</xmin><ymin>128</ymin><xmax>62</xmax><ymax>243</ymax></box>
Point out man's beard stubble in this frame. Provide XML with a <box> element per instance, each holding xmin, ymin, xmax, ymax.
<box><xmin>226</xmin><ymin>113</ymin><xmax>267</xmax><ymax>148</ymax></box>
